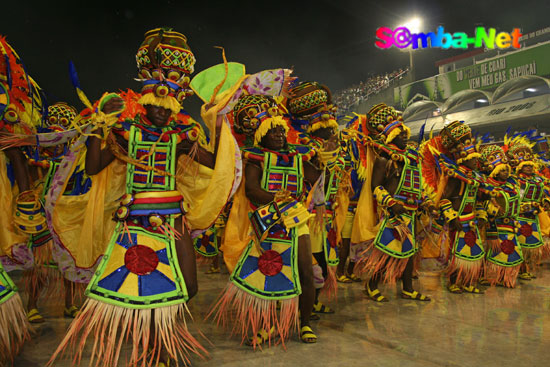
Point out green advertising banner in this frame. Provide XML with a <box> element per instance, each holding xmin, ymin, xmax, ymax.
<box><xmin>395</xmin><ymin>42</ymin><xmax>550</xmax><ymax>108</ymax></box>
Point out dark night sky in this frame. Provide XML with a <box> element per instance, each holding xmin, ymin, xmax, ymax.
<box><xmin>3</xmin><ymin>0</ymin><xmax>549</xmax><ymax>118</ymax></box>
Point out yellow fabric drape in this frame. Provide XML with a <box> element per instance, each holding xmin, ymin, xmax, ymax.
<box><xmin>539</xmin><ymin>211</ymin><xmax>550</xmax><ymax>237</ymax></box>
<box><xmin>0</xmin><ymin>152</ymin><xmax>27</xmax><ymax>258</ymax></box>
<box><xmin>221</xmin><ymin>182</ymin><xmax>252</xmax><ymax>273</ymax></box>
<box><xmin>334</xmin><ymin>184</ymin><xmax>350</xmax><ymax>246</ymax></box>
<box><xmin>351</xmin><ymin>145</ymin><xmax>379</xmax><ymax>244</ymax></box>
<box><xmin>176</xmin><ymin>122</ymin><xmax>237</xmax><ymax>230</ymax></box>
<box><xmin>53</xmin><ymin>156</ymin><xmax>125</xmax><ymax>269</ymax></box>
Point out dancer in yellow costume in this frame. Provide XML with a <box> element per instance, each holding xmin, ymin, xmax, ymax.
<box><xmin>0</xmin><ymin>35</ymin><xmax>34</xmax><ymax>367</ymax></box>
<box><xmin>47</xmin><ymin>28</ymin><xmax>240</xmax><ymax>367</ymax></box>
<box><xmin>352</xmin><ymin>104</ymin><xmax>432</xmax><ymax>302</ymax></box>
<box><xmin>503</xmin><ymin>132</ymin><xmax>550</xmax><ymax>280</ymax></box>
<box><xmin>286</xmin><ymin>81</ymin><xmax>347</xmax><ymax>313</ymax></box>
<box><xmin>210</xmin><ymin>88</ymin><xmax>321</xmax><ymax>346</ymax></box>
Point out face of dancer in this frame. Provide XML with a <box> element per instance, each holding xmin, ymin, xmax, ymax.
<box><xmin>497</xmin><ymin>166</ymin><xmax>510</xmax><ymax>181</ymax></box>
<box><xmin>311</xmin><ymin>127</ymin><xmax>335</xmax><ymax>141</ymax></box>
<box><xmin>392</xmin><ymin>129</ymin><xmax>409</xmax><ymax>150</ymax></box>
<box><xmin>464</xmin><ymin>156</ymin><xmax>478</xmax><ymax>170</ymax></box>
<box><xmin>145</xmin><ymin>105</ymin><xmax>172</xmax><ymax>126</ymax></box>
<box><xmin>261</xmin><ymin>125</ymin><xmax>287</xmax><ymax>151</ymax></box>
<box><xmin>521</xmin><ymin>164</ymin><xmax>534</xmax><ymax>175</ymax></box>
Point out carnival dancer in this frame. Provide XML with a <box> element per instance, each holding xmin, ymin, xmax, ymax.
<box><xmin>504</xmin><ymin>133</ymin><xmax>550</xmax><ymax>280</ymax></box>
<box><xmin>479</xmin><ymin>144</ymin><xmax>523</xmax><ymax>288</ymax></box>
<box><xmin>48</xmin><ymin>28</ymin><xmax>239</xmax><ymax>367</ymax></box>
<box><xmin>421</xmin><ymin>120</ymin><xmax>486</xmax><ymax>294</ymax></box>
<box><xmin>0</xmin><ymin>36</ymin><xmax>34</xmax><ymax>366</ymax></box>
<box><xmin>286</xmin><ymin>81</ymin><xmax>346</xmax><ymax>314</ymax></box>
<box><xmin>22</xmin><ymin>102</ymin><xmax>90</xmax><ymax>323</ymax></box>
<box><xmin>353</xmin><ymin>104</ymin><xmax>431</xmax><ymax>302</ymax></box>
<box><xmin>210</xmin><ymin>93</ymin><xmax>320</xmax><ymax>346</ymax></box>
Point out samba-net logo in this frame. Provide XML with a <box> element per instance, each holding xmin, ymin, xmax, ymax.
<box><xmin>376</xmin><ymin>26</ymin><xmax>522</xmax><ymax>50</ymax></box>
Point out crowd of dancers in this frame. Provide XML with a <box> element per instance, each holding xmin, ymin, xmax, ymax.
<box><xmin>0</xmin><ymin>28</ymin><xmax>549</xmax><ymax>367</ymax></box>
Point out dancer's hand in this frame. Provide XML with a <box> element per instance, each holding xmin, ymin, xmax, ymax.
<box><xmin>390</xmin><ymin>203</ymin><xmax>407</xmax><ymax>215</ymax></box>
<box><xmin>451</xmin><ymin>218</ymin><xmax>462</xmax><ymax>232</ymax></box>
<box><xmin>102</xmin><ymin>97</ymin><xmax>124</xmax><ymax>114</ymax></box>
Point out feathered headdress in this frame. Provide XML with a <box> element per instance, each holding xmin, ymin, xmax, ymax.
<box><xmin>0</xmin><ymin>36</ymin><xmax>43</xmax><ymax>134</ymax></box>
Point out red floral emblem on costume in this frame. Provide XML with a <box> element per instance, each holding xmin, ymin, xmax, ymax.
<box><xmin>520</xmin><ymin>223</ymin><xmax>533</xmax><ymax>237</ymax></box>
<box><xmin>464</xmin><ymin>230</ymin><xmax>477</xmax><ymax>247</ymax></box>
<box><xmin>124</xmin><ymin>245</ymin><xmax>159</xmax><ymax>275</ymax></box>
<box><xmin>500</xmin><ymin>240</ymin><xmax>515</xmax><ymax>255</ymax></box>
<box><xmin>258</xmin><ymin>250</ymin><xmax>283</xmax><ymax>276</ymax></box>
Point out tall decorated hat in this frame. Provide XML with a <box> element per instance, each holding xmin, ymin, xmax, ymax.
<box><xmin>503</xmin><ymin>132</ymin><xmax>539</xmax><ymax>173</ymax></box>
<box><xmin>135</xmin><ymin>28</ymin><xmax>196</xmax><ymax>113</ymax></box>
<box><xmin>439</xmin><ymin>120</ymin><xmax>480</xmax><ymax>163</ymax></box>
<box><xmin>286</xmin><ymin>81</ymin><xmax>338</xmax><ymax>134</ymax></box>
<box><xmin>479</xmin><ymin>144</ymin><xmax>510</xmax><ymax>177</ymax></box>
<box><xmin>46</xmin><ymin>102</ymin><xmax>77</xmax><ymax>131</ymax></box>
<box><xmin>233</xmin><ymin>94</ymin><xmax>288</xmax><ymax>147</ymax></box>
<box><xmin>365</xmin><ymin>103</ymin><xmax>410</xmax><ymax>144</ymax></box>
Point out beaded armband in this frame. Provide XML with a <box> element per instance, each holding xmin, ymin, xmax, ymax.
<box><xmin>14</xmin><ymin>190</ymin><xmax>48</xmax><ymax>235</ymax></box>
<box><xmin>485</xmin><ymin>201</ymin><xmax>499</xmax><ymax>217</ymax></box>
<box><xmin>475</xmin><ymin>205</ymin><xmax>488</xmax><ymax>221</ymax></box>
<box><xmin>439</xmin><ymin>199</ymin><xmax>459</xmax><ymax>223</ymax></box>
<box><xmin>374</xmin><ymin>186</ymin><xmax>396</xmax><ymax>208</ymax></box>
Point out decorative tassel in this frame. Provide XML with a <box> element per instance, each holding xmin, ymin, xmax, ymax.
<box><xmin>207</xmin><ymin>283</ymin><xmax>299</xmax><ymax>349</ymax></box>
<box><xmin>355</xmin><ymin>245</ymin><xmax>410</xmax><ymax>284</ymax></box>
<box><xmin>0</xmin><ymin>294</ymin><xmax>31</xmax><ymax>364</ymax></box>
<box><xmin>137</xmin><ymin>93</ymin><xmax>181</xmax><ymax>115</ymax></box>
<box><xmin>321</xmin><ymin>267</ymin><xmax>338</xmax><ymax>300</ymax></box>
<box><xmin>446</xmin><ymin>256</ymin><xmax>484</xmax><ymax>286</ymax></box>
<box><xmin>485</xmin><ymin>262</ymin><xmax>520</xmax><ymax>288</ymax></box>
<box><xmin>47</xmin><ymin>298</ymin><xmax>207</xmax><ymax>367</ymax></box>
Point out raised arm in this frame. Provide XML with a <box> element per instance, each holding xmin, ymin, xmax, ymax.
<box><xmin>4</xmin><ymin>147</ymin><xmax>30</xmax><ymax>191</ymax></box>
<box><xmin>85</xmin><ymin>133</ymin><xmax>116</xmax><ymax>175</ymax></box>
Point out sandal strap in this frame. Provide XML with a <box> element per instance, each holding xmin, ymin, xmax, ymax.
<box><xmin>300</xmin><ymin>326</ymin><xmax>317</xmax><ymax>341</ymax></box>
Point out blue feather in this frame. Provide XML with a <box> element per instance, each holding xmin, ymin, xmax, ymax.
<box><xmin>417</xmin><ymin>122</ymin><xmax>426</xmax><ymax>144</ymax></box>
<box><xmin>68</xmin><ymin>60</ymin><xmax>81</xmax><ymax>89</ymax></box>
<box><xmin>4</xmin><ymin>54</ymin><xmax>11</xmax><ymax>89</ymax></box>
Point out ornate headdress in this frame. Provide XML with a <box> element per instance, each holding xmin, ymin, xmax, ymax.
<box><xmin>286</xmin><ymin>81</ymin><xmax>338</xmax><ymax>134</ymax></box>
<box><xmin>366</xmin><ymin>103</ymin><xmax>410</xmax><ymax>145</ymax></box>
<box><xmin>439</xmin><ymin>120</ymin><xmax>480</xmax><ymax>164</ymax></box>
<box><xmin>479</xmin><ymin>144</ymin><xmax>510</xmax><ymax>178</ymax></box>
<box><xmin>503</xmin><ymin>131</ymin><xmax>538</xmax><ymax>173</ymax></box>
<box><xmin>0</xmin><ymin>37</ymin><xmax>43</xmax><ymax>134</ymax></box>
<box><xmin>46</xmin><ymin>102</ymin><xmax>77</xmax><ymax>130</ymax></box>
<box><xmin>135</xmin><ymin>28</ymin><xmax>195</xmax><ymax>113</ymax></box>
<box><xmin>233</xmin><ymin>94</ymin><xmax>288</xmax><ymax>146</ymax></box>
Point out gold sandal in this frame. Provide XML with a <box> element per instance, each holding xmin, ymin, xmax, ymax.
<box><xmin>27</xmin><ymin>308</ymin><xmax>45</xmax><ymax>323</ymax></box>
<box><xmin>365</xmin><ymin>284</ymin><xmax>388</xmax><ymax>302</ymax></box>
<box><xmin>300</xmin><ymin>326</ymin><xmax>317</xmax><ymax>344</ymax></box>
<box><xmin>401</xmin><ymin>290</ymin><xmax>431</xmax><ymax>301</ymax></box>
